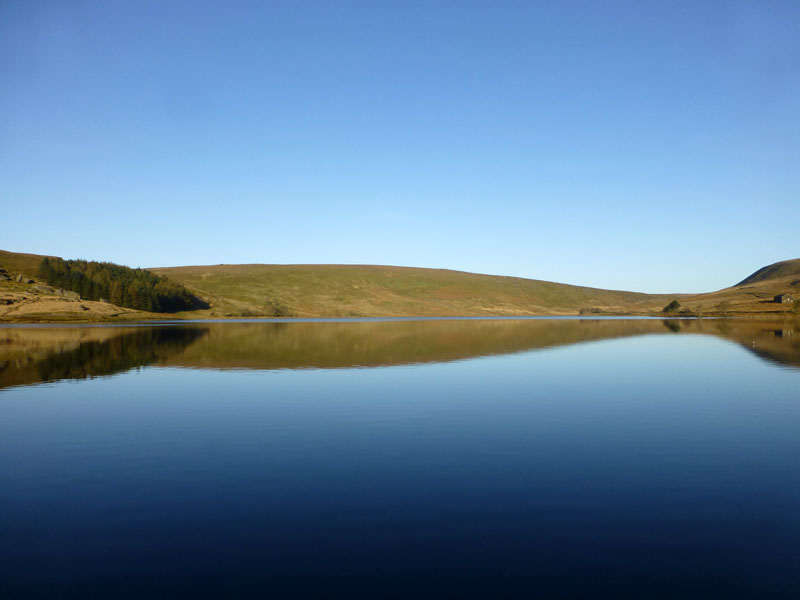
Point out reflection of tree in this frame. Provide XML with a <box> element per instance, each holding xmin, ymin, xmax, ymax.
<box><xmin>3</xmin><ymin>318</ymin><xmax>800</xmax><ymax>391</ymax></box>
<box><xmin>35</xmin><ymin>327</ymin><xmax>208</xmax><ymax>383</ymax></box>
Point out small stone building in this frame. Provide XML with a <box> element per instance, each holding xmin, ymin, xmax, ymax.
<box><xmin>774</xmin><ymin>293</ymin><xmax>793</xmax><ymax>304</ymax></box>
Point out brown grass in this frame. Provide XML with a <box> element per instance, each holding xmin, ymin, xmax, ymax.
<box><xmin>1</xmin><ymin>248</ymin><xmax>798</xmax><ymax>320</ymax></box>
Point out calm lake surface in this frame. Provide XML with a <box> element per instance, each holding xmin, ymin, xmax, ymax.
<box><xmin>2</xmin><ymin>318</ymin><xmax>799</xmax><ymax>598</ymax></box>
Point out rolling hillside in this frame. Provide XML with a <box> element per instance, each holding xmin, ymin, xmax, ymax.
<box><xmin>674</xmin><ymin>258</ymin><xmax>800</xmax><ymax>316</ymax></box>
<box><xmin>0</xmin><ymin>249</ymin><xmax>53</xmax><ymax>277</ymax></box>
<box><xmin>736</xmin><ymin>258</ymin><xmax>800</xmax><ymax>286</ymax></box>
<box><xmin>1</xmin><ymin>249</ymin><xmax>798</xmax><ymax>320</ymax></box>
<box><xmin>154</xmin><ymin>259</ymin><xmax>800</xmax><ymax>318</ymax></box>
<box><xmin>152</xmin><ymin>263</ymin><xmax>670</xmax><ymax>317</ymax></box>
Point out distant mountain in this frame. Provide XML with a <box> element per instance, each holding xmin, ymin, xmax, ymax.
<box><xmin>736</xmin><ymin>258</ymin><xmax>800</xmax><ymax>287</ymax></box>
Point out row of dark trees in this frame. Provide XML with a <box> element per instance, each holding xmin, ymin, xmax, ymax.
<box><xmin>37</xmin><ymin>257</ymin><xmax>207</xmax><ymax>313</ymax></box>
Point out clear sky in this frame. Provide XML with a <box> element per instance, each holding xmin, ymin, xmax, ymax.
<box><xmin>2</xmin><ymin>1</ymin><xmax>798</xmax><ymax>293</ymax></box>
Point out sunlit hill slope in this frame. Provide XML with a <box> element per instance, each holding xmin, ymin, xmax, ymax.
<box><xmin>152</xmin><ymin>263</ymin><xmax>670</xmax><ymax>317</ymax></box>
<box><xmin>1</xmin><ymin>249</ymin><xmax>798</xmax><ymax>320</ymax></box>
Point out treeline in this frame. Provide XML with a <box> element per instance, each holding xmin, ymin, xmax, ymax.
<box><xmin>37</xmin><ymin>257</ymin><xmax>208</xmax><ymax>312</ymax></box>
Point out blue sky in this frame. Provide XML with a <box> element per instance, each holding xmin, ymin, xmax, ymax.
<box><xmin>2</xmin><ymin>1</ymin><xmax>798</xmax><ymax>293</ymax></box>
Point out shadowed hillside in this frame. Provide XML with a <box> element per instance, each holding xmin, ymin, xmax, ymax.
<box><xmin>736</xmin><ymin>258</ymin><xmax>800</xmax><ymax>286</ymax></box>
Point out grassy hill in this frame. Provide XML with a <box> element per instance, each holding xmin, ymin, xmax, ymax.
<box><xmin>0</xmin><ymin>249</ymin><xmax>54</xmax><ymax>278</ymax></box>
<box><xmin>0</xmin><ymin>249</ymin><xmax>167</xmax><ymax>322</ymax></box>
<box><xmin>152</xmin><ymin>263</ymin><xmax>670</xmax><ymax>317</ymax></box>
<box><xmin>672</xmin><ymin>258</ymin><xmax>800</xmax><ymax>316</ymax></box>
<box><xmin>736</xmin><ymin>258</ymin><xmax>800</xmax><ymax>286</ymax></box>
<box><xmin>2</xmin><ymin>249</ymin><xmax>799</xmax><ymax>320</ymax></box>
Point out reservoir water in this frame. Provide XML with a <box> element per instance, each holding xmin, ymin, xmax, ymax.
<box><xmin>1</xmin><ymin>318</ymin><xmax>799</xmax><ymax>598</ymax></box>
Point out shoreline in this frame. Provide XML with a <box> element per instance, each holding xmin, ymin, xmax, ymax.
<box><xmin>2</xmin><ymin>311</ymin><xmax>798</xmax><ymax>325</ymax></box>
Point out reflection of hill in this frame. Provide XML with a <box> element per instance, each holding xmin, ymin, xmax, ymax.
<box><xmin>2</xmin><ymin>318</ymin><xmax>799</xmax><ymax>390</ymax></box>
<box><xmin>663</xmin><ymin>319</ymin><xmax>800</xmax><ymax>368</ymax></box>
<box><xmin>705</xmin><ymin>320</ymin><xmax>800</xmax><ymax>369</ymax></box>
<box><xmin>0</xmin><ymin>327</ymin><xmax>207</xmax><ymax>390</ymax></box>
<box><xmin>163</xmin><ymin>318</ymin><xmax>800</xmax><ymax>370</ymax></box>
<box><xmin>162</xmin><ymin>319</ymin><xmax>673</xmax><ymax>370</ymax></box>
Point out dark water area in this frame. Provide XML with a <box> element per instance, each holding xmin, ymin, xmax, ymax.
<box><xmin>1</xmin><ymin>318</ymin><xmax>799</xmax><ymax>598</ymax></box>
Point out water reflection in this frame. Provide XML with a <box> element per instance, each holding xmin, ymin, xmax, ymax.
<box><xmin>0</xmin><ymin>326</ymin><xmax>207</xmax><ymax>390</ymax></box>
<box><xmin>1</xmin><ymin>318</ymin><xmax>798</xmax><ymax>389</ymax></box>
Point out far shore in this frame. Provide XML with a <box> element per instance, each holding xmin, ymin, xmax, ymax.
<box><xmin>2</xmin><ymin>249</ymin><xmax>797</xmax><ymax>324</ymax></box>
